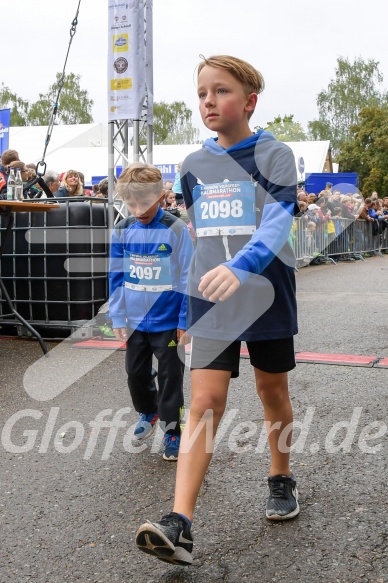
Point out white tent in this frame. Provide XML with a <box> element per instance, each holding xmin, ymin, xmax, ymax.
<box><xmin>8</xmin><ymin>123</ymin><xmax>108</xmax><ymax>181</ymax></box>
<box><xmin>286</xmin><ymin>140</ymin><xmax>332</xmax><ymax>181</ymax></box>
<box><xmin>8</xmin><ymin>124</ymin><xmax>331</xmax><ymax>184</ymax></box>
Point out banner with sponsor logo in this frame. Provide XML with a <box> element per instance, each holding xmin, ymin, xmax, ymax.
<box><xmin>145</xmin><ymin>0</ymin><xmax>153</xmax><ymax>125</ymax></box>
<box><xmin>108</xmin><ymin>1</ymin><xmax>146</xmax><ymax>122</ymax></box>
<box><xmin>0</xmin><ymin>108</ymin><xmax>11</xmax><ymax>153</ymax></box>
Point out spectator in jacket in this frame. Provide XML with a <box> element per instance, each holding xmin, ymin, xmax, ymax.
<box><xmin>297</xmin><ymin>191</ymin><xmax>308</xmax><ymax>204</ymax></box>
<box><xmin>0</xmin><ymin>149</ymin><xmax>19</xmax><ymax>199</ymax></box>
<box><xmin>55</xmin><ymin>169</ymin><xmax>84</xmax><ymax>198</ymax></box>
<box><xmin>314</xmin><ymin>197</ymin><xmax>332</xmax><ymax>222</ymax></box>
<box><xmin>355</xmin><ymin>198</ymin><xmax>374</xmax><ymax>221</ymax></box>
<box><xmin>162</xmin><ymin>190</ymin><xmax>181</xmax><ymax>218</ymax></box>
<box><xmin>43</xmin><ymin>171</ymin><xmax>60</xmax><ymax>196</ymax></box>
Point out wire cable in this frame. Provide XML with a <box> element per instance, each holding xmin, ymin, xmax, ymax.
<box><xmin>36</xmin><ymin>0</ymin><xmax>82</xmax><ymax>178</ymax></box>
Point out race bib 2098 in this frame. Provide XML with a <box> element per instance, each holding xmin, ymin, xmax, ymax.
<box><xmin>193</xmin><ymin>181</ymin><xmax>256</xmax><ymax>237</ymax></box>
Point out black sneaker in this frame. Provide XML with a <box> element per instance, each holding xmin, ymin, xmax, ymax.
<box><xmin>266</xmin><ymin>474</ymin><xmax>300</xmax><ymax>521</ymax></box>
<box><xmin>135</xmin><ymin>512</ymin><xmax>193</xmax><ymax>565</ymax></box>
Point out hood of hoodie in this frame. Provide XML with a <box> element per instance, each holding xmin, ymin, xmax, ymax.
<box><xmin>202</xmin><ymin>129</ymin><xmax>279</xmax><ymax>156</ymax></box>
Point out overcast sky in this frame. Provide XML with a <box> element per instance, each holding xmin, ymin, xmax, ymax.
<box><xmin>3</xmin><ymin>0</ymin><xmax>388</xmax><ymax>140</ymax></box>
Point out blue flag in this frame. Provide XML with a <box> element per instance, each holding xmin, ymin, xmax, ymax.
<box><xmin>0</xmin><ymin>108</ymin><xmax>11</xmax><ymax>153</ymax></box>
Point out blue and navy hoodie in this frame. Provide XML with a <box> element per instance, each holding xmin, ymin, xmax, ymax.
<box><xmin>109</xmin><ymin>207</ymin><xmax>193</xmax><ymax>332</ymax></box>
<box><xmin>181</xmin><ymin>130</ymin><xmax>299</xmax><ymax>342</ymax></box>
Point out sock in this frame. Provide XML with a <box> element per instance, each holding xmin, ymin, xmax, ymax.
<box><xmin>165</xmin><ymin>431</ymin><xmax>180</xmax><ymax>438</ymax></box>
<box><xmin>178</xmin><ymin>513</ymin><xmax>192</xmax><ymax>527</ymax></box>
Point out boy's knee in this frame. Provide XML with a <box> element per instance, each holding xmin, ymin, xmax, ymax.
<box><xmin>190</xmin><ymin>393</ymin><xmax>226</xmax><ymax>419</ymax></box>
<box><xmin>257</xmin><ymin>383</ymin><xmax>289</xmax><ymax>407</ymax></box>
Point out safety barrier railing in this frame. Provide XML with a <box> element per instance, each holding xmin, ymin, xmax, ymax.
<box><xmin>1</xmin><ymin>204</ymin><xmax>387</xmax><ymax>339</ymax></box>
<box><xmin>380</xmin><ymin>220</ymin><xmax>388</xmax><ymax>252</ymax></box>
<box><xmin>0</xmin><ymin>198</ymin><xmax>110</xmax><ymax>337</ymax></box>
<box><xmin>293</xmin><ymin>216</ymin><xmax>387</xmax><ymax>266</ymax></box>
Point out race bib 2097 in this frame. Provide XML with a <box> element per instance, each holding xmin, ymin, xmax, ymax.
<box><xmin>124</xmin><ymin>253</ymin><xmax>173</xmax><ymax>292</ymax></box>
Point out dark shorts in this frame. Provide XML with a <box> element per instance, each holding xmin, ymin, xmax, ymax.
<box><xmin>190</xmin><ymin>337</ymin><xmax>296</xmax><ymax>378</ymax></box>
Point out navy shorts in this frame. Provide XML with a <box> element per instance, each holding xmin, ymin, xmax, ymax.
<box><xmin>190</xmin><ymin>337</ymin><xmax>296</xmax><ymax>378</ymax></box>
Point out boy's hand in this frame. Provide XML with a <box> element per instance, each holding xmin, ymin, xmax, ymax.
<box><xmin>113</xmin><ymin>327</ymin><xmax>127</xmax><ymax>342</ymax></box>
<box><xmin>177</xmin><ymin>329</ymin><xmax>191</xmax><ymax>345</ymax></box>
<box><xmin>198</xmin><ymin>265</ymin><xmax>240</xmax><ymax>302</ymax></box>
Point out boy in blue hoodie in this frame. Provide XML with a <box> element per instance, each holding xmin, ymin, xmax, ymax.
<box><xmin>109</xmin><ymin>163</ymin><xmax>193</xmax><ymax>461</ymax></box>
<box><xmin>135</xmin><ymin>55</ymin><xmax>299</xmax><ymax>565</ymax></box>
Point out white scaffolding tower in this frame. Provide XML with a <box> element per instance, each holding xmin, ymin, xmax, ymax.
<box><xmin>107</xmin><ymin>0</ymin><xmax>153</xmax><ymax>230</ymax></box>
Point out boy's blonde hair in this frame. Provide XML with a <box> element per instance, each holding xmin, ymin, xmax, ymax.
<box><xmin>197</xmin><ymin>55</ymin><xmax>264</xmax><ymax>120</ymax></box>
<box><xmin>115</xmin><ymin>163</ymin><xmax>163</xmax><ymax>200</ymax></box>
<box><xmin>198</xmin><ymin>55</ymin><xmax>264</xmax><ymax>95</ymax></box>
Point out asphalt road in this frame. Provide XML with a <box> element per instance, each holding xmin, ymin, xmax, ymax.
<box><xmin>1</xmin><ymin>255</ymin><xmax>388</xmax><ymax>583</ymax></box>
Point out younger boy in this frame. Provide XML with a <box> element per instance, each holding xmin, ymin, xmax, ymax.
<box><xmin>109</xmin><ymin>163</ymin><xmax>193</xmax><ymax>460</ymax></box>
<box><xmin>136</xmin><ymin>55</ymin><xmax>300</xmax><ymax>565</ymax></box>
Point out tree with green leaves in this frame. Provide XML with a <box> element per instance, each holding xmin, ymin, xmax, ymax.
<box><xmin>0</xmin><ymin>73</ymin><xmax>93</xmax><ymax>126</ymax></box>
<box><xmin>152</xmin><ymin>101</ymin><xmax>200</xmax><ymax>144</ymax></box>
<box><xmin>258</xmin><ymin>114</ymin><xmax>307</xmax><ymax>142</ymax></box>
<box><xmin>337</xmin><ymin>105</ymin><xmax>388</xmax><ymax>195</ymax></box>
<box><xmin>308</xmin><ymin>57</ymin><xmax>388</xmax><ymax>156</ymax></box>
<box><xmin>0</xmin><ymin>84</ymin><xmax>30</xmax><ymax>126</ymax></box>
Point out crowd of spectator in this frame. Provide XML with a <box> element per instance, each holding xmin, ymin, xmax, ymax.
<box><xmin>296</xmin><ymin>185</ymin><xmax>388</xmax><ymax>222</ymax></box>
<box><xmin>1</xmin><ymin>149</ymin><xmax>388</xmax><ymax>260</ymax></box>
<box><xmin>293</xmin><ymin>183</ymin><xmax>388</xmax><ymax>262</ymax></box>
<box><xmin>0</xmin><ymin>148</ymin><xmax>106</xmax><ymax>201</ymax></box>
<box><xmin>0</xmin><ymin>150</ymin><xmax>196</xmax><ymax>243</ymax></box>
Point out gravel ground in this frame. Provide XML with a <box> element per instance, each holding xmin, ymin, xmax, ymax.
<box><xmin>1</xmin><ymin>255</ymin><xmax>387</xmax><ymax>583</ymax></box>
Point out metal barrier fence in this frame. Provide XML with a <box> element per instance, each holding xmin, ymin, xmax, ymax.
<box><xmin>0</xmin><ymin>199</ymin><xmax>110</xmax><ymax>338</ymax></box>
<box><xmin>381</xmin><ymin>219</ymin><xmax>388</xmax><ymax>252</ymax></box>
<box><xmin>1</xmin><ymin>204</ymin><xmax>387</xmax><ymax>339</ymax></box>
<box><xmin>292</xmin><ymin>217</ymin><xmax>387</xmax><ymax>266</ymax></box>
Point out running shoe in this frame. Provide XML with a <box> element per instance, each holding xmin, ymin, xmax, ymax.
<box><xmin>98</xmin><ymin>324</ymin><xmax>116</xmax><ymax>337</ymax></box>
<box><xmin>135</xmin><ymin>512</ymin><xmax>193</xmax><ymax>565</ymax></box>
<box><xmin>266</xmin><ymin>474</ymin><xmax>300</xmax><ymax>520</ymax></box>
<box><xmin>133</xmin><ymin>412</ymin><xmax>159</xmax><ymax>440</ymax></box>
<box><xmin>163</xmin><ymin>434</ymin><xmax>180</xmax><ymax>461</ymax></box>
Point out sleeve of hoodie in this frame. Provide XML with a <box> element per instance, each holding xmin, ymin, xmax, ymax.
<box><xmin>108</xmin><ymin>227</ymin><xmax>127</xmax><ymax>328</ymax></box>
<box><xmin>174</xmin><ymin>224</ymin><xmax>194</xmax><ymax>330</ymax></box>
<box><xmin>224</xmin><ymin>146</ymin><xmax>298</xmax><ymax>282</ymax></box>
<box><xmin>180</xmin><ymin>162</ymin><xmax>195</xmax><ymax>224</ymax></box>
